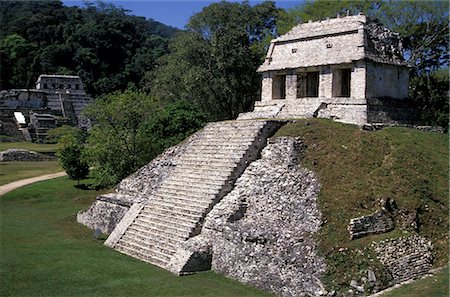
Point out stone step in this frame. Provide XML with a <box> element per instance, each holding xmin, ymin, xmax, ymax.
<box><xmin>166</xmin><ymin>174</ymin><xmax>226</xmax><ymax>187</ymax></box>
<box><xmin>146</xmin><ymin>199</ymin><xmax>208</xmax><ymax>217</ymax></box>
<box><xmin>199</xmin><ymin>131</ymin><xmax>260</xmax><ymax>139</ymax></box>
<box><xmin>151</xmin><ymin>194</ymin><xmax>211</xmax><ymax>211</ymax></box>
<box><xmin>142</xmin><ymin>205</ymin><xmax>203</xmax><ymax>223</ymax></box>
<box><xmin>195</xmin><ymin>136</ymin><xmax>256</xmax><ymax>144</ymax></box>
<box><xmin>187</xmin><ymin>149</ymin><xmax>245</xmax><ymax>158</ymax></box>
<box><xmin>140</xmin><ymin>208</ymin><xmax>199</xmax><ymax>226</ymax></box>
<box><xmin>115</xmin><ymin>241</ymin><xmax>170</xmax><ymax>267</ymax></box>
<box><xmin>106</xmin><ymin>119</ymin><xmax>275</xmax><ymax>272</ymax></box>
<box><xmin>203</xmin><ymin>121</ymin><xmax>265</xmax><ymax>130</ymax></box>
<box><xmin>179</xmin><ymin>157</ymin><xmax>237</xmax><ymax>166</ymax></box>
<box><xmin>158</xmin><ymin>183</ymin><xmax>218</xmax><ymax>196</ymax></box>
<box><xmin>154</xmin><ymin>190</ymin><xmax>214</xmax><ymax>203</ymax></box>
<box><xmin>180</xmin><ymin>152</ymin><xmax>243</xmax><ymax>162</ymax></box>
<box><xmin>138</xmin><ymin>209</ymin><xmax>198</xmax><ymax>230</ymax></box>
<box><xmin>120</xmin><ymin>232</ymin><xmax>177</xmax><ymax>255</ymax></box>
<box><xmin>160</xmin><ymin>179</ymin><xmax>223</xmax><ymax>193</ymax></box>
<box><xmin>133</xmin><ymin>216</ymin><xmax>192</xmax><ymax>237</ymax></box>
<box><xmin>155</xmin><ymin>186</ymin><xmax>216</xmax><ymax>201</ymax></box>
<box><xmin>128</xmin><ymin>223</ymin><xmax>186</xmax><ymax>245</ymax></box>
<box><xmin>127</xmin><ymin>222</ymin><xmax>186</xmax><ymax>244</ymax></box>
<box><xmin>175</xmin><ymin>162</ymin><xmax>234</xmax><ymax>171</ymax></box>
<box><xmin>177</xmin><ymin>161</ymin><xmax>236</xmax><ymax>172</ymax></box>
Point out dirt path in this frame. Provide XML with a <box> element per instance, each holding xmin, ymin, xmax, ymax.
<box><xmin>0</xmin><ymin>172</ymin><xmax>67</xmax><ymax>196</ymax></box>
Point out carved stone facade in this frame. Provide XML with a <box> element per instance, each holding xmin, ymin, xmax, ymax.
<box><xmin>239</xmin><ymin>14</ymin><xmax>415</xmax><ymax>125</ymax></box>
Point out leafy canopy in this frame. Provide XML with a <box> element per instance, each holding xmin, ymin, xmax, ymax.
<box><xmin>83</xmin><ymin>91</ymin><xmax>206</xmax><ymax>187</ymax></box>
<box><xmin>0</xmin><ymin>0</ymin><xmax>176</xmax><ymax>95</ymax></box>
<box><xmin>151</xmin><ymin>1</ymin><xmax>281</xmax><ymax>121</ymax></box>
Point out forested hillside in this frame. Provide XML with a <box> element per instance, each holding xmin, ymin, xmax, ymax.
<box><xmin>0</xmin><ymin>1</ymin><xmax>177</xmax><ymax>95</ymax></box>
<box><xmin>1</xmin><ymin>0</ymin><xmax>448</xmax><ymax>188</ymax></box>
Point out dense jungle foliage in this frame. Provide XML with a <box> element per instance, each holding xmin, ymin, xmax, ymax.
<box><xmin>0</xmin><ymin>0</ymin><xmax>177</xmax><ymax>95</ymax></box>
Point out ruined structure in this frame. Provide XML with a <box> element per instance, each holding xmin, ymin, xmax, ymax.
<box><xmin>77</xmin><ymin>15</ymin><xmax>433</xmax><ymax>297</ymax></box>
<box><xmin>0</xmin><ymin>75</ymin><xmax>92</xmax><ymax>142</ymax></box>
<box><xmin>239</xmin><ymin>14</ymin><xmax>415</xmax><ymax>125</ymax></box>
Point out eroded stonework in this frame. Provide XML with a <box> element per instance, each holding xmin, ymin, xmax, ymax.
<box><xmin>77</xmin><ymin>133</ymin><xmax>199</xmax><ymax>233</ymax></box>
<box><xmin>0</xmin><ymin>149</ymin><xmax>55</xmax><ymax>162</ymax></box>
<box><xmin>372</xmin><ymin>235</ymin><xmax>433</xmax><ymax>284</ymax></box>
<box><xmin>177</xmin><ymin>137</ymin><xmax>326</xmax><ymax>297</ymax></box>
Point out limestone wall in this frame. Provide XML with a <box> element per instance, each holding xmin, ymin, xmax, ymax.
<box><xmin>367</xmin><ymin>97</ymin><xmax>417</xmax><ymax>124</ymax></box>
<box><xmin>76</xmin><ymin>198</ymin><xmax>130</xmax><ymax>234</ymax></box>
<box><xmin>0</xmin><ymin>149</ymin><xmax>55</xmax><ymax>161</ymax></box>
<box><xmin>36</xmin><ymin>74</ymin><xmax>86</xmax><ymax>95</ymax></box>
<box><xmin>188</xmin><ymin>137</ymin><xmax>326</xmax><ymax>297</ymax></box>
<box><xmin>0</xmin><ymin>89</ymin><xmax>47</xmax><ymax>109</ymax></box>
<box><xmin>372</xmin><ymin>235</ymin><xmax>433</xmax><ymax>284</ymax></box>
<box><xmin>366</xmin><ymin>62</ymin><xmax>409</xmax><ymax>99</ymax></box>
<box><xmin>348</xmin><ymin>210</ymin><xmax>394</xmax><ymax>239</ymax></box>
<box><xmin>264</xmin><ymin>30</ymin><xmax>365</xmax><ymax>71</ymax></box>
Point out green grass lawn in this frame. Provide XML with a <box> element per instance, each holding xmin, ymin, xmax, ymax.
<box><xmin>0</xmin><ymin>142</ymin><xmax>57</xmax><ymax>154</ymax></box>
<box><xmin>0</xmin><ymin>177</ymin><xmax>274</xmax><ymax>297</ymax></box>
<box><xmin>379</xmin><ymin>266</ymin><xmax>448</xmax><ymax>297</ymax></box>
<box><xmin>0</xmin><ymin>161</ymin><xmax>62</xmax><ymax>185</ymax></box>
<box><xmin>275</xmin><ymin>119</ymin><xmax>449</xmax><ymax>294</ymax></box>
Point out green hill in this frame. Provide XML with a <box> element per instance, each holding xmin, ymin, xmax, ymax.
<box><xmin>275</xmin><ymin>119</ymin><xmax>449</xmax><ymax>294</ymax></box>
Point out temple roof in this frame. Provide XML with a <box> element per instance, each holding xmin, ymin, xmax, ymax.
<box><xmin>258</xmin><ymin>14</ymin><xmax>408</xmax><ymax>72</ymax></box>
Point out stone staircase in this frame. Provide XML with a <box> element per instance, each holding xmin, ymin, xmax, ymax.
<box><xmin>105</xmin><ymin>120</ymin><xmax>282</xmax><ymax>271</ymax></box>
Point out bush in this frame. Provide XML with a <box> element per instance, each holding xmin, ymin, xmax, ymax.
<box><xmin>58</xmin><ymin>144</ymin><xmax>89</xmax><ymax>184</ymax></box>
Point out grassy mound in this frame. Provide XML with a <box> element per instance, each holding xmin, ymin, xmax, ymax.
<box><xmin>275</xmin><ymin>119</ymin><xmax>449</xmax><ymax>293</ymax></box>
<box><xmin>0</xmin><ymin>177</ymin><xmax>274</xmax><ymax>297</ymax></box>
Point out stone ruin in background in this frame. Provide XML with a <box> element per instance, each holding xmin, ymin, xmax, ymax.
<box><xmin>0</xmin><ymin>74</ymin><xmax>93</xmax><ymax>142</ymax></box>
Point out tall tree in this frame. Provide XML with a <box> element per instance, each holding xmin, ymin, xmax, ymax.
<box><xmin>83</xmin><ymin>91</ymin><xmax>206</xmax><ymax>187</ymax></box>
<box><xmin>152</xmin><ymin>1</ymin><xmax>281</xmax><ymax>121</ymax></box>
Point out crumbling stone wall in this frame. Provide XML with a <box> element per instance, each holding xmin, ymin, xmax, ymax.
<box><xmin>367</xmin><ymin>97</ymin><xmax>418</xmax><ymax>124</ymax></box>
<box><xmin>348</xmin><ymin>210</ymin><xmax>394</xmax><ymax>239</ymax></box>
<box><xmin>77</xmin><ymin>197</ymin><xmax>130</xmax><ymax>234</ymax></box>
<box><xmin>366</xmin><ymin>62</ymin><xmax>409</xmax><ymax>99</ymax></box>
<box><xmin>365</xmin><ymin>18</ymin><xmax>404</xmax><ymax>64</ymax></box>
<box><xmin>0</xmin><ymin>149</ymin><xmax>55</xmax><ymax>162</ymax></box>
<box><xmin>372</xmin><ymin>235</ymin><xmax>433</xmax><ymax>284</ymax></box>
<box><xmin>187</xmin><ymin>137</ymin><xmax>326</xmax><ymax>297</ymax></box>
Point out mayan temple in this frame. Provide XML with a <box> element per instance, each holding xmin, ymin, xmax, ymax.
<box><xmin>239</xmin><ymin>13</ymin><xmax>415</xmax><ymax>125</ymax></box>
<box><xmin>77</xmin><ymin>14</ymin><xmax>427</xmax><ymax>297</ymax></box>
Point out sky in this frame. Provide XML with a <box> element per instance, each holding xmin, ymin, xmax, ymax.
<box><xmin>62</xmin><ymin>0</ymin><xmax>305</xmax><ymax>29</ymax></box>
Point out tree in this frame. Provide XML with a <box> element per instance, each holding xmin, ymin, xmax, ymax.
<box><xmin>54</xmin><ymin>126</ymin><xmax>89</xmax><ymax>185</ymax></box>
<box><xmin>0</xmin><ymin>0</ymin><xmax>177</xmax><ymax>95</ymax></box>
<box><xmin>84</xmin><ymin>91</ymin><xmax>206</xmax><ymax>188</ymax></box>
<box><xmin>58</xmin><ymin>144</ymin><xmax>90</xmax><ymax>185</ymax></box>
<box><xmin>0</xmin><ymin>34</ymin><xmax>37</xmax><ymax>88</ymax></box>
<box><xmin>151</xmin><ymin>1</ymin><xmax>281</xmax><ymax>121</ymax></box>
<box><xmin>277</xmin><ymin>0</ymin><xmax>379</xmax><ymax>35</ymax></box>
<box><xmin>83</xmin><ymin>90</ymin><xmax>160</xmax><ymax>187</ymax></box>
<box><xmin>144</xmin><ymin>100</ymin><xmax>207</xmax><ymax>153</ymax></box>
